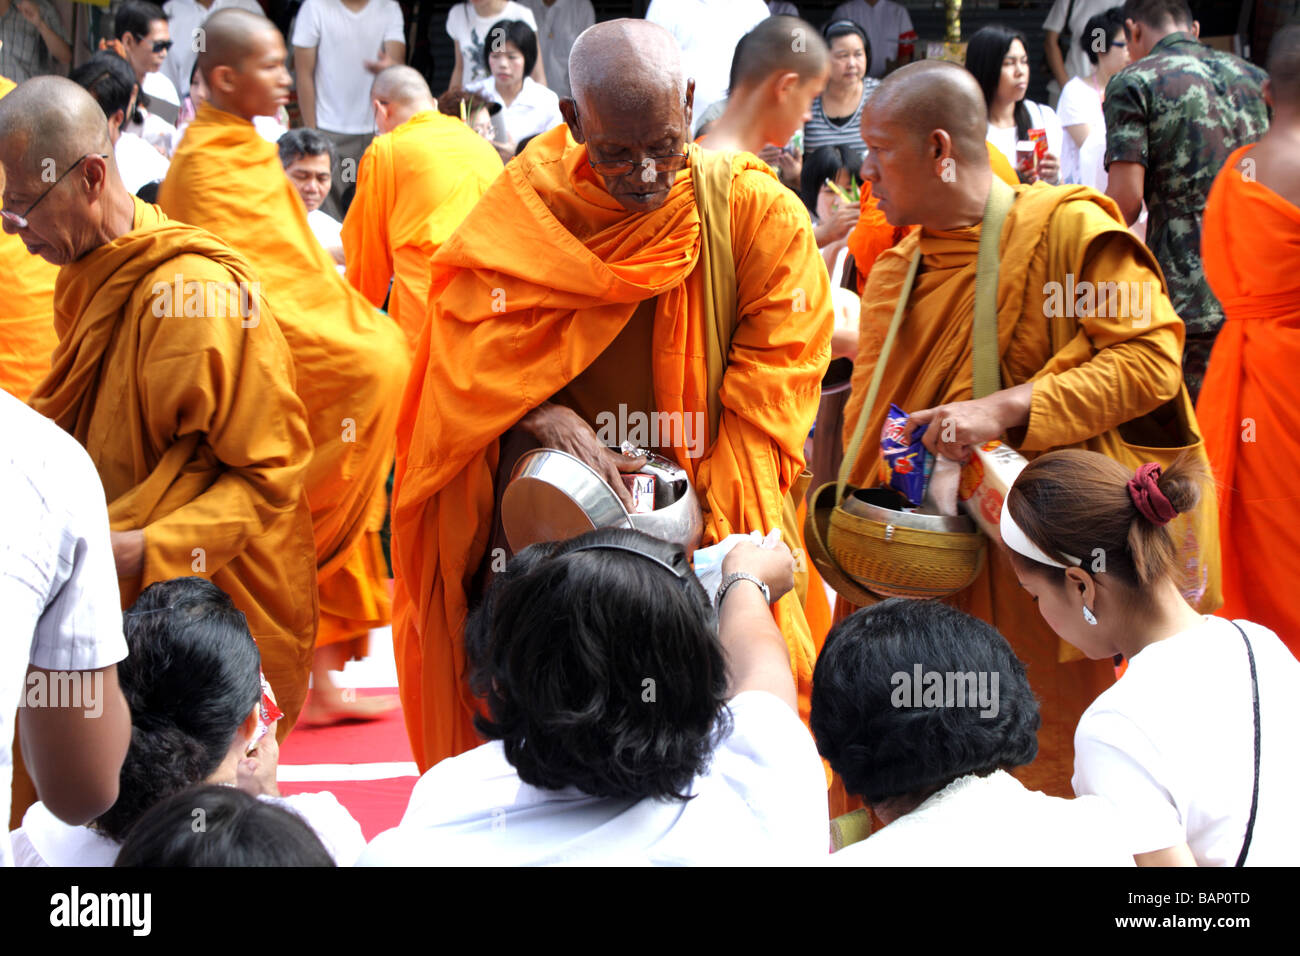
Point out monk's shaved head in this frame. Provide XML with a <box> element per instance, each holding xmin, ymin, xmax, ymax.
<box><xmin>197</xmin><ymin>8</ymin><xmax>280</xmax><ymax>74</ymax></box>
<box><xmin>371</xmin><ymin>65</ymin><xmax>432</xmax><ymax>104</ymax></box>
<box><xmin>0</xmin><ymin>76</ymin><xmax>113</xmax><ymax>173</ymax></box>
<box><xmin>870</xmin><ymin>59</ymin><xmax>990</xmax><ymax>164</ymax></box>
<box><xmin>569</xmin><ymin>19</ymin><xmax>686</xmax><ymax>114</ymax></box>
<box><xmin>1267</xmin><ymin>23</ymin><xmax>1300</xmax><ymax>108</ymax></box>
<box><xmin>729</xmin><ymin>15</ymin><xmax>828</xmax><ymax>92</ymax></box>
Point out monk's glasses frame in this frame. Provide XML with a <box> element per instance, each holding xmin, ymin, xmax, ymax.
<box><xmin>1</xmin><ymin>153</ymin><xmax>109</xmax><ymax>230</ymax></box>
<box><xmin>587</xmin><ymin>153</ymin><xmax>689</xmax><ymax>178</ymax></box>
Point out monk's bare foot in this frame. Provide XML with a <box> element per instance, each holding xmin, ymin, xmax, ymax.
<box><xmin>301</xmin><ymin>691</ymin><xmax>400</xmax><ymax>726</ymax></box>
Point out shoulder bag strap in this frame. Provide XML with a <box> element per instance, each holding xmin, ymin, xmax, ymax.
<box><xmin>690</xmin><ymin>146</ymin><xmax>740</xmax><ymax>443</ymax></box>
<box><xmin>972</xmin><ymin>176</ymin><xmax>1016</xmax><ymax>399</ymax></box>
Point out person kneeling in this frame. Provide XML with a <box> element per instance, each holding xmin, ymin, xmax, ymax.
<box><xmin>811</xmin><ymin>598</ymin><xmax>1131</xmax><ymax>865</ymax></box>
<box><xmin>360</xmin><ymin>529</ymin><xmax>829</xmax><ymax>866</ymax></box>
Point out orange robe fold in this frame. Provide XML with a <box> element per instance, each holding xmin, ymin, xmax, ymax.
<box><xmin>1199</xmin><ymin>143</ymin><xmax>1300</xmax><ymax>657</ymax></box>
<box><xmin>341</xmin><ymin>109</ymin><xmax>502</xmax><ymax>351</ymax></box>
<box><xmin>393</xmin><ymin>125</ymin><xmax>833</xmax><ymax>771</ymax></box>
<box><xmin>0</xmin><ymin>75</ymin><xmax>59</xmax><ymax>399</ymax></box>
<box><xmin>28</xmin><ymin>199</ymin><xmax>319</xmax><ymax>729</ymax></box>
<box><xmin>841</xmin><ymin>183</ymin><xmax>1218</xmax><ymax>796</ymax></box>
<box><xmin>159</xmin><ymin>103</ymin><xmax>411</xmax><ymax>653</ymax></box>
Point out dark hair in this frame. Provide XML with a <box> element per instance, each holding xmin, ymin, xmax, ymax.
<box><xmin>437</xmin><ymin>86</ymin><xmax>497</xmax><ymax>120</ymax></box>
<box><xmin>94</xmin><ymin>577</ymin><xmax>262</xmax><ymax>842</ymax></box>
<box><xmin>114</xmin><ymin>786</ymin><xmax>334</xmax><ymax>867</ymax></box>
<box><xmin>70</xmin><ymin>51</ymin><xmax>137</xmax><ymax>125</ymax></box>
<box><xmin>1006</xmin><ymin>449</ymin><xmax>1204</xmax><ymax>592</ymax></box>
<box><xmin>729</xmin><ymin>15</ymin><xmax>826</xmax><ymax>93</ymax></box>
<box><xmin>822</xmin><ymin>19</ymin><xmax>872</xmax><ymax>74</ymax></box>
<box><xmin>277</xmin><ymin>127</ymin><xmax>334</xmax><ymax>168</ymax></box>
<box><xmin>810</xmin><ymin>598</ymin><xmax>1040</xmax><ymax>806</ymax></box>
<box><xmin>1119</xmin><ymin>0</ymin><xmax>1194</xmax><ymax>30</ymax></box>
<box><xmin>1081</xmin><ymin>7</ymin><xmax>1128</xmax><ymax>65</ymax></box>
<box><xmin>466</xmin><ymin>528</ymin><xmax>731</xmax><ymax>803</ymax></box>
<box><xmin>799</xmin><ymin>143</ymin><xmax>863</xmax><ymax>216</ymax></box>
<box><xmin>965</xmin><ymin>25</ymin><xmax>1032</xmax><ymax>142</ymax></box>
<box><xmin>484</xmin><ymin>19</ymin><xmax>538</xmax><ymax>79</ymax></box>
<box><xmin>113</xmin><ymin>1</ymin><xmax>167</xmax><ymax>44</ymax></box>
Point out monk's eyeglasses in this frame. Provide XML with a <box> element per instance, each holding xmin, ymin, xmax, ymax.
<box><xmin>0</xmin><ymin>153</ymin><xmax>108</xmax><ymax>230</ymax></box>
<box><xmin>588</xmin><ymin>153</ymin><xmax>689</xmax><ymax>178</ymax></box>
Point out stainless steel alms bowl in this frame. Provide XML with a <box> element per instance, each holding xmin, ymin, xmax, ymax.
<box><xmin>841</xmin><ymin>486</ymin><xmax>978</xmax><ymax>534</ymax></box>
<box><xmin>501</xmin><ymin>448</ymin><xmax>704</xmax><ymax>555</ymax></box>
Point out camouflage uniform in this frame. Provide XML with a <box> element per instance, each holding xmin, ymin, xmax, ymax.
<box><xmin>1104</xmin><ymin>32</ymin><xmax>1268</xmax><ymax>401</ymax></box>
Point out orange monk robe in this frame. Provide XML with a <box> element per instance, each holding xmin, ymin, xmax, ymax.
<box><xmin>0</xmin><ymin>75</ymin><xmax>60</xmax><ymax>399</ymax></box>
<box><xmin>28</xmin><ymin>199</ymin><xmax>319</xmax><ymax>730</ymax></box>
<box><xmin>393</xmin><ymin>125</ymin><xmax>833</xmax><ymax>771</ymax></box>
<box><xmin>342</xmin><ymin>109</ymin><xmax>502</xmax><ymax>351</ymax></box>
<box><xmin>841</xmin><ymin>183</ymin><xmax>1216</xmax><ymax>798</ymax></box>
<box><xmin>1199</xmin><ymin>144</ymin><xmax>1300</xmax><ymax>658</ymax></box>
<box><xmin>159</xmin><ymin>103</ymin><xmax>411</xmax><ymax>659</ymax></box>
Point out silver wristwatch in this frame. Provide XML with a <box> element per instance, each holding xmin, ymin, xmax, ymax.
<box><xmin>715</xmin><ymin>571</ymin><xmax>771</xmax><ymax>607</ymax></box>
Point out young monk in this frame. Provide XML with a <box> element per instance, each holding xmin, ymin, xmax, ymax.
<box><xmin>341</xmin><ymin>65</ymin><xmax>502</xmax><ymax>352</ymax></box>
<box><xmin>0</xmin><ymin>78</ymin><xmax>318</xmax><ymax>734</ymax></box>
<box><xmin>158</xmin><ymin>9</ymin><xmax>411</xmax><ymax>726</ymax></box>
<box><xmin>834</xmin><ymin>60</ymin><xmax>1221</xmax><ymax>804</ymax></box>
<box><xmin>1198</xmin><ymin>23</ymin><xmax>1300</xmax><ymax>658</ymax></box>
<box><xmin>0</xmin><ymin>74</ymin><xmax>59</xmax><ymax>399</ymax></box>
<box><xmin>393</xmin><ymin>19</ymin><xmax>833</xmax><ymax>772</ymax></box>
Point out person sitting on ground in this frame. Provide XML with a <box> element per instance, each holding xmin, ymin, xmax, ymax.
<box><xmin>966</xmin><ymin>24</ymin><xmax>1062</xmax><ymax>185</ymax></box>
<box><xmin>1005</xmin><ymin>450</ymin><xmax>1300</xmax><ymax>866</ymax></box>
<box><xmin>359</xmin><ymin>530</ymin><xmax>829</xmax><ymax>865</ymax></box>
<box><xmin>278</xmin><ymin>127</ymin><xmax>345</xmax><ymax>269</ymax></box>
<box><xmin>467</xmin><ymin>19</ymin><xmax>562</xmax><ymax>160</ymax></box>
<box><xmin>811</xmin><ymin>597</ymin><xmax>1133</xmax><ymax>866</ymax></box>
<box><xmin>115</xmin><ymin>785</ymin><xmax>335</xmax><ymax>866</ymax></box>
<box><xmin>10</xmin><ymin>577</ymin><xmax>365</xmax><ymax>867</ymax></box>
<box><xmin>69</xmin><ymin>50</ymin><xmax>169</xmax><ymax>197</ymax></box>
<box><xmin>800</xmin><ymin>143</ymin><xmax>863</xmax><ymax>272</ymax></box>
<box><xmin>436</xmin><ymin>86</ymin><xmax>500</xmax><ymax>141</ymax></box>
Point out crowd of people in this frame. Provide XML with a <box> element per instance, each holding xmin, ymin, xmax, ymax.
<box><xmin>0</xmin><ymin>0</ymin><xmax>1297</xmax><ymax>868</ymax></box>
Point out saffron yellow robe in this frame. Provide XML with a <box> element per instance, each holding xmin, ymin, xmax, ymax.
<box><xmin>393</xmin><ymin>125</ymin><xmax>833</xmax><ymax>771</ymax></box>
<box><xmin>342</xmin><ymin>108</ymin><xmax>502</xmax><ymax>351</ymax></box>
<box><xmin>159</xmin><ymin>103</ymin><xmax>410</xmax><ymax>656</ymax></box>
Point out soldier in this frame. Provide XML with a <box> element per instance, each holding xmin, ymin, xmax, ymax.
<box><xmin>1103</xmin><ymin>0</ymin><xmax>1268</xmax><ymax>401</ymax></box>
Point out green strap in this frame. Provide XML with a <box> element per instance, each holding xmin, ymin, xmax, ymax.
<box><xmin>973</xmin><ymin>177</ymin><xmax>1016</xmax><ymax>399</ymax></box>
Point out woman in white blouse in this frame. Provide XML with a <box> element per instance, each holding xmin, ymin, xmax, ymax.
<box><xmin>468</xmin><ymin>19</ymin><xmax>562</xmax><ymax>157</ymax></box>
<box><xmin>966</xmin><ymin>24</ymin><xmax>1062</xmax><ymax>185</ymax></box>
<box><xmin>1057</xmin><ymin>8</ymin><xmax>1130</xmax><ymax>189</ymax></box>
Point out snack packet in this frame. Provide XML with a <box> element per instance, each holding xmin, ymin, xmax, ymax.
<box><xmin>957</xmin><ymin>440</ymin><xmax>1030</xmax><ymax>543</ymax></box>
<box><xmin>621</xmin><ymin>473</ymin><xmax>656</xmax><ymax>514</ymax></box>
<box><xmin>881</xmin><ymin>403</ymin><xmax>933</xmax><ymax>507</ymax></box>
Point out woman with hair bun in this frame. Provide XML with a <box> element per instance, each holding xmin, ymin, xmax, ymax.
<box><xmin>1004</xmin><ymin>450</ymin><xmax>1300</xmax><ymax>866</ymax></box>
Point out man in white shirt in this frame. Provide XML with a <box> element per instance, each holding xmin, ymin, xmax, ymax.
<box><xmin>161</xmin><ymin>0</ymin><xmax>263</xmax><ymax>101</ymax></box>
<box><xmin>829</xmin><ymin>0</ymin><xmax>916</xmax><ymax>78</ymax></box>
<box><xmin>112</xmin><ymin>0</ymin><xmax>181</xmax><ymax>128</ymax></box>
<box><xmin>0</xmin><ymin>389</ymin><xmax>132</xmax><ymax>867</ymax></box>
<box><xmin>292</xmin><ymin>0</ymin><xmax>405</xmax><ymax>218</ymax></box>
<box><xmin>519</xmin><ymin>0</ymin><xmax>592</xmax><ymax>101</ymax></box>
<box><xmin>278</xmin><ymin>127</ymin><xmax>346</xmax><ymax>270</ymax></box>
<box><xmin>645</xmin><ymin>0</ymin><xmax>770</xmax><ymax>135</ymax></box>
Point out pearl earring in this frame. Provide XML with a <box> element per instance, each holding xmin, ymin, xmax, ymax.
<box><xmin>1083</xmin><ymin>605</ymin><xmax>1098</xmax><ymax>626</ymax></box>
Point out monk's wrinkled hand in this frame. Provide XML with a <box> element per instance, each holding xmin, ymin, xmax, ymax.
<box><xmin>907</xmin><ymin>383</ymin><xmax>1033</xmax><ymax>463</ymax></box>
<box><xmin>110</xmin><ymin>530</ymin><xmax>145</xmax><ymax>577</ymax></box>
<box><xmin>519</xmin><ymin>402</ymin><xmax>647</xmax><ymax>508</ymax></box>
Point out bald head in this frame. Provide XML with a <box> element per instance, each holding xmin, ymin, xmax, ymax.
<box><xmin>871</xmin><ymin>60</ymin><xmax>990</xmax><ymax>164</ymax></box>
<box><xmin>1268</xmin><ymin>23</ymin><xmax>1300</xmax><ymax>109</ymax></box>
<box><xmin>729</xmin><ymin>16</ymin><xmax>828</xmax><ymax>92</ymax></box>
<box><xmin>371</xmin><ymin>65</ymin><xmax>436</xmax><ymax>133</ymax></box>
<box><xmin>196</xmin><ymin>10</ymin><xmax>290</xmax><ymax>121</ymax></box>
<box><xmin>569</xmin><ymin>19</ymin><xmax>686</xmax><ymax>115</ymax></box>
<box><xmin>0</xmin><ymin>77</ymin><xmax>114</xmax><ymax>174</ymax></box>
<box><xmin>197</xmin><ymin>8</ymin><xmax>280</xmax><ymax>75</ymax></box>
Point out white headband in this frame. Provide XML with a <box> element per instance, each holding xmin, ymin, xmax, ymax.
<box><xmin>999</xmin><ymin>497</ymin><xmax>1082</xmax><ymax>569</ymax></box>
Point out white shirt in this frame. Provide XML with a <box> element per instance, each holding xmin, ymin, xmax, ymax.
<box><xmin>446</xmin><ymin>2</ymin><xmax>538</xmax><ymax>88</ymax></box>
<box><xmin>645</xmin><ymin>0</ymin><xmax>770</xmax><ymax>135</ymax></box>
<box><xmin>291</xmin><ymin>0</ymin><xmax>406</xmax><ymax>134</ymax></box>
<box><xmin>115</xmin><ymin>131</ymin><xmax>171</xmax><ymax>196</ymax></box>
<box><xmin>162</xmin><ymin>0</ymin><xmax>265</xmax><ymax>100</ymax></box>
<box><xmin>1056</xmin><ymin>74</ymin><xmax>1105</xmax><ymax>186</ymax></box>
<box><xmin>830</xmin><ymin>0</ymin><xmax>917</xmax><ymax>78</ymax></box>
<box><xmin>830</xmin><ymin>770</ymin><xmax>1133</xmax><ymax>866</ymax></box>
<box><xmin>986</xmin><ymin>99</ymin><xmax>1064</xmax><ymax>180</ymax></box>
<box><xmin>0</xmin><ymin>389</ymin><xmax>127</xmax><ymax>868</ymax></box>
<box><xmin>469</xmin><ymin>76</ymin><xmax>562</xmax><ymax>145</ymax></box>
<box><xmin>11</xmin><ymin>791</ymin><xmax>366</xmax><ymax>867</ymax></box>
<box><xmin>519</xmin><ymin>0</ymin><xmax>594</xmax><ymax>101</ymax></box>
<box><xmin>358</xmin><ymin>691</ymin><xmax>830</xmax><ymax>865</ymax></box>
<box><xmin>1042</xmin><ymin>0</ymin><xmax>1116</xmax><ymax>83</ymax></box>
<box><xmin>1073</xmin><ymin>616</ymin><xmax>1300</xmax><ymax>867</ymax></box>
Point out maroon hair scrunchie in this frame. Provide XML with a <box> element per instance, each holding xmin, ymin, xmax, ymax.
<box><xmin>1127</xmin><ymin>462</ymin><xmax>1178</xmax><ymax>525</ymax></box>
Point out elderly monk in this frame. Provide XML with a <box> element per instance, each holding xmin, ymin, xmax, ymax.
<box><xmin>837</xmin><ymin>60</ymin><xmax>1220</xmax><ymax>801</ymax></box>
<box><xmin>0</xmin><ymin>75</ymin><xmax>59</xmax><ymax>399</ymax></box>
<box><xmin>1198</xmin><ymin>24</ymin><xmax>1300</xmax><ymax>659</ymax></box>
<box><xmin>394</xmin><ymin>19</ymin><xmax>834</xmax><ymax>772</ymax></box>
<box><xmin>0</xmin><ymin>78</ymin><xmax>319</xmax><ymax>731</ymax></box>
<box><xmin>342</xmin><ymin>65</ymin><xmax>503</xmax><ymax>352</ymax></box>
<box><xmin>158</xmin><ymin>9</ymin><xmax>410</xmax><ymax>724</ymax></box>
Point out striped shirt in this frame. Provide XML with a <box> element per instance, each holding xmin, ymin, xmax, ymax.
<box><xmin>803</xmin><ymin>77</ymin><xmax>878</xmax><ymax>154</ymax></box>
<box><xmin>0</xmin><ymin>0</ymin><xmax>67</xmax><ymax>83</ymax></box>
